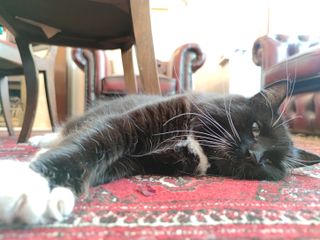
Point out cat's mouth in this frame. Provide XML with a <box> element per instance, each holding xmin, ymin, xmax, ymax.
<box><xmin>236</xmin><ymin>160</ymin><xmax>286</xmax><ymax>180</ymax></box>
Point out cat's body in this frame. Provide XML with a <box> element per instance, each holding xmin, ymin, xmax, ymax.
<box><xmin>0</xmin><ymin>81</ymin><xmax>319</xmax><ymax>225</ymax></box>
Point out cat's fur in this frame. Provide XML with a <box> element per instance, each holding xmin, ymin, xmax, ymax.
<box><xmin>0</xmin><ymin>80</ymin><xmax>319</xmax><ymax>224</ymax></box>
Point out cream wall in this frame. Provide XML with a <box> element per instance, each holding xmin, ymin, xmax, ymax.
<box><xmin>268</xmin><ymin>0</ymin><xmax>320</xmax><ymax>35</ymax></box>
<box><xmin>151</xmin><ymin>0</ymin><xmax>320</xmax><ymax>94</ymax></box>
<box><xmin>107</xmin><ymin>0</ymin><xmax>269</xmax><ymax>94</ymax></box>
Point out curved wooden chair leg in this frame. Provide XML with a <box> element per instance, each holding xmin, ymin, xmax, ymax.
<box><xmin>43</xmin><ymin>68</ymin><xmax>59</xmax><ymax>131</ymax></box>
<box><xmin>0</xmin><ymin>76</ymin><xmax>14</xmax><ymax>136</ymax></box>
<box><xmin>15</xmin><ymin>37</ymin><xmax>39</xmax><ymax>143</ymax></box>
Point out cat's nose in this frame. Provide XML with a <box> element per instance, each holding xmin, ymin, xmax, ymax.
<box><xmin>248</xmin><ymin>150</ymin><xmax>256</xmax><ymax>160</ymax></box>
<box><xmin>245</xmin><ymin>149</ymin><xmax>263</xmax><ymax>164</ymax></box>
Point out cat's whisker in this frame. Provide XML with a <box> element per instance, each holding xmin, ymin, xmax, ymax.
<box><xmin>283</xmin><ymin>154</ymin><xmax>315</xmax><ymax>169</ymax></box>
<box><xmin>129</xmin><ymin>142</ymin><xmax>176</xmax><ymax>157</ymax></box>
<box><xmin>162</xmin><ymin>133</ymin><xmax>233</xmax><ymax>149</ymax></box>
<box><xmin>153</xmin><ymin>129</ymin><xmax>232</xmax><ymax>147</ymax></box>
<box><xmin>162</xmin><ymin>132</ymin><xmax>231</xmax><ymax>147</ymax></box>
<box><xmin>156</xmin><ymin>129</ymin><xmax>228</xmax><ymax>148</ymax></box>
<box><xmin>196</xmin><ymin>118</ymin><xmax>237</xmax><ymax>147</ymax></box>
<box><xmin>189</xmin><ymin>101</ymin><xmax>238</xmax><ymax>144</ymax></box>
<box><xmin>282</xmin><ymin>61</ymin><xmax>297</xmax><ymax>114</ymax></box>
<box><xmin>197</xmin><ymin>140</ymin><xmax>231</xmax><ymax>149</ymax></box>
<box><xmin>155</xmin><ymin>127</ymin><xmax>234</xmax><ymax>151</ymax></box>
<box><xmin>221</xmin><ymin>95</ymin><xmax>241</xmax><ymax>143</ymax></box>
<box><xmin>194</xmin><ymin>134</ymin><xmax>231</xmax><ymax>144</ymax></box>
<box><xmin>162</xmin><ymin>112</ymin><xmax>195</xmax><ymax>126</ymax></box>
<box><xmin>274</xmin><ymin>115</ymin><xmax>303</xmax><ymax>129</ymax></box>
<box><xmin>201</xmin><ymin>112</ymin><xmax>236</xmax><ymax>143</ymax></box>
<box><xmin>153</xmin><ymin>130</ymin><xmax>199</xmax><ymax>141</ymax></box>
<box><xmin>290</xmin><ymin>155</ymin><xmax>320</xmax><ymax>165</ymax></box>
<box><xmin>260</xmin><ymin>90</ymin><xmax>274</xmax><ymax>124</ymax></box>
<box><xmin>131</xmin><ymin>130</ymin><xmax>233</xmax><ymax>158</ymax></box>
<box><xmin>272</xmin><ymin>78</ymin><xmax>296</xmax><ymax>128</ymax></box>
<box><xmin>162</xmin><ymin>110</ymin><xmax>235</xmax><ymax>145</ymax></box>
<box><xmin>283</xmin><ymin>161</ymin><xmax>299</xmax><ymax>171</ymax></box>
<box><xmin>227</xmin><ymin>97</ymin><xmax>241</xmax><ymax>142</ymax></box>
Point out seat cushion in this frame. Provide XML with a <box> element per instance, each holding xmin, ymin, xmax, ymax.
<box><xmin>1</xmin><ymin>0</ymin><xmax>135</xmax><ymax>49</ymax></box>
<box><xmin>102</xmin><ymin>75</ymin><xmax>176</xmax><ymax>95</ymax></box>
<box><xmin>264</xmin><ymin>47</ymin><xmax>320</xmax><ymax>85</ymax></box>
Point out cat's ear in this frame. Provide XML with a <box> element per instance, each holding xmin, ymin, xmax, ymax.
<box><xmin>251</xmin><ymin>80</ymin><xmax>289</xmax><ymax>110</ymax></box>
<box><xmin>291</xmin><ymin>147</ymin><xmax>320</xmax><ymax>168</ymax></box>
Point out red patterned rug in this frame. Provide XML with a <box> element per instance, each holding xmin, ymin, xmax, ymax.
<box><xmin>0</xmin><ymin>135</ymin><xmax>320</xmax><ymax>240</ymax></box>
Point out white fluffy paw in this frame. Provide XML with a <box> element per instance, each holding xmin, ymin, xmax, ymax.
<box><xmin>45</xmin><ymin>187</ymin><xmax>75</xmax><ymax>222</ymax></box>
<box><xmin>0</xmin><ymin>160</ymin><xmax>50</xmax><ymax>224</ymax></box>
<box><xmin>28</xmin><ymin>132</ymin><xmax>61</xmax><ymax>148</ymax></box>
<box><xmin>0</xmin><ymin>160</ymin><xmax>75</xmax><ymax>225</ymax></box>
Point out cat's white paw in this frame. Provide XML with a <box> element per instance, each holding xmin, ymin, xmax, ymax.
<box><xmin>28</xmin><ymin>132</ymin><xmax>61</xmax><ymax>148</ymax></box>
<box><xmin>45</xmin><ymin>187</ymin><xmax>75</xmax><ymax>222</ymax></box>
<box><xmin>0</xmin><ymin>160</ymin><xmax>50</xmax><ymax>224</ymax></box>
<box><xmin>0</xmin><ymin>160</ymin><xmax>75</xmax><ymax>225</ymax></box>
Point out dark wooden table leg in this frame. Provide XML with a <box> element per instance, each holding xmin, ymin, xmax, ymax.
<box><xmin>15</xmin><ymin>37</ymin><xmax>39</xmax><ymax>143</ymax></box>
<box><xmin>0</xmin><ymin>76</ymin><xmax>15</xmax><ymax>136</ymax></box>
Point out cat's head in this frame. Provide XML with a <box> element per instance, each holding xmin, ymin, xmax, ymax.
<box><xmin>197</xmin><ymin>81</ymin><xmax>320</xmax><ymax>180</ymax></box>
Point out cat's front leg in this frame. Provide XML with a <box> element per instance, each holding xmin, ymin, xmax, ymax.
<box><xmin>0</xmin><ymin>160</ymin><xmax>75</xmax><ymax>225</ymax></box>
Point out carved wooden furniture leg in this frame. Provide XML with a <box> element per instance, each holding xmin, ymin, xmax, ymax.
<box><xmin>121</xmin><ymin>47</ymin><xmax>138</xmax><ymax>94</ymax></box>
<box><xmin>130</xmin><ymin>0</ymin><xmax>161</xmax><ymax>95</ymax></box>
<box><xmin>85</xmin><ymin>50</ymin><xmax>95</xmax><ymax>106</ymax></box>
<box><xmin>42</xmin><ymin>67</ymin><xmax>59</xmax><ymax>131</ymax></box>
<box><xmin>0</xmin><ymin>76</ymin><xmax>14</xmax><ymax>136</ymax></box>
<box><xmin>15</xmin><ymin>37</ymin><xmax>39</xmax><ymax>143</ymax></box>
<box><xmin>35</xmin><ymin>46</ymin><xmax>59</xmax><ymax>130</ymax></box>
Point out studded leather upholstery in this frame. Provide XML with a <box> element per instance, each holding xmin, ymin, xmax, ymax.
<box><xmin>252</xmin><ymin>35</ymin><xmax>320</xmax><ymax>134</ymax></box>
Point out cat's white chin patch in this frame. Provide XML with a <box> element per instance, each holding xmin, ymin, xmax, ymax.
<box><xmin>0</xmin><ymin>160</ymin><xmax>75</xmax><ymax>225</ymax></box>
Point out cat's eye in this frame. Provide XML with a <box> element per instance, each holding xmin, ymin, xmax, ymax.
<box><xmin>265</xmin><ymin>158</ymin><xmax>272</xmax><ymax>165</ymax></box>
<box><xmin>252</xmin><ymin>122</ymin><xmax>260</xmax><ymax>138</ymax></box>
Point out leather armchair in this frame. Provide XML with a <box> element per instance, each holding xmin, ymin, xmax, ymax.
<box><xmin>252</xmin><ymin>34</ymin><xmax>320</xmax><ymax>134</ymax></box>
<box><xmin>72</xmin><ymin>43</ymin><xmax>206</xmax><ymax>105</ymax></box>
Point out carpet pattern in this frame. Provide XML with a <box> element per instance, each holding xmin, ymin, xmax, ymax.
<box><xmin>0</xmin><ymin>136</ymin><xmax>319</xmax><ymax>239</ymax></box>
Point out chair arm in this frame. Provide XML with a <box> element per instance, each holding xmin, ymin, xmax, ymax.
<box><xmin>168</xmin><ymin>43</ymin><xmax>206</xmax><ymax>92</ymax></box>
<box><xmin>252</xmin><ymin>34</ymin><xmax>320</xmax><ymax>70</ymax></box>
<box><xmin>71</xmin><ymin>48</ymin><xmax>106</xmax><ymax>105</ymax></box>
<box><xmin>252</xmin><ymin>35</ymin><xmax>288</xmax><ymax>70</ymax></box>
<box><xmin>71</xmin><ymin>48</ymin><xmax>86</xmax><ymax>71</ymax></box>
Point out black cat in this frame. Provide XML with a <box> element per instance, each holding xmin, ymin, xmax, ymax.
<box><xmin>32</xmin><ymin>80</ymin><xmax>320</xmax><ymax>192</ymax></box>
<box><xmin>0</xmin><ymin>80</ymin><xmax>319</xmax><ymax>224</ymax></box>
